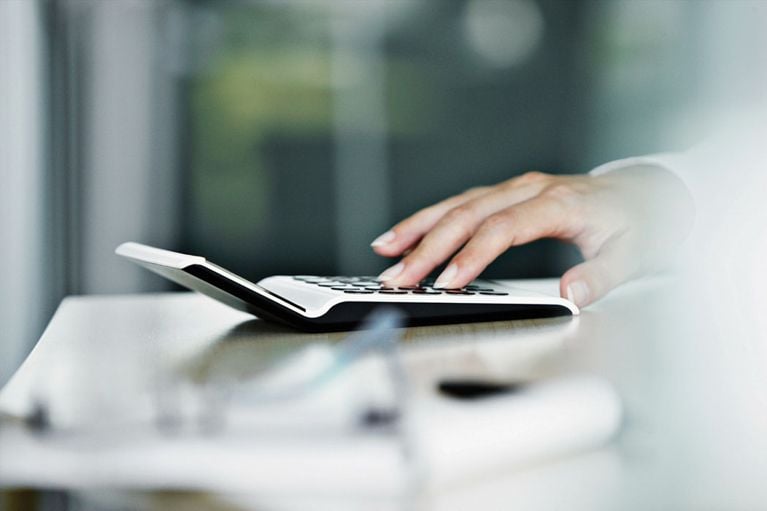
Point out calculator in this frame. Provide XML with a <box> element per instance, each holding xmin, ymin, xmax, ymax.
<box><xmin>116</xmin><ymin>242</ymin><xmax>578</xmax><ymax>332</ymax></box>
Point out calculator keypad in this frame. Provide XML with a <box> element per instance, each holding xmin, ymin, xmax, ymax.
<box><xmin>291</xmin><ymin>276</ymin><xmax>509</xmax><ymax>296</ymax></box>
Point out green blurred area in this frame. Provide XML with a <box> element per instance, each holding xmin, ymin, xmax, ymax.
<box><xmin>190</xmin><ymin>49</ymin><xmax>334</xmax><ymax>242</ymax></box>
<box><xmin>183</xmin><ymin>0</ymin><xmax>701</xmax><ymax>280</ymax></box>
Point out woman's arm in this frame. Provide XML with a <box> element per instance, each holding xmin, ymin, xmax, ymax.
<box><xmin>371</xmin><ymin>166</ymin><xmax>694</xmax><ymax>307</ymax></box>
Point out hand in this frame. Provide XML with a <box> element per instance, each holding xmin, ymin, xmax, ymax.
<box><xmin>370</xmin><ymin>167</ymin><xmax>694</xmax><ymax>307</ymax></box>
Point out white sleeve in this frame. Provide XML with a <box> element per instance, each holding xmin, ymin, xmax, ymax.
<box><xmin>588</xmin><ymin>151</ymin><xmax>699</xmax><ymax>203</ymax></box>
<box><xmin>588</xmin><ymin>106</ymin><xmax>767</xmax><ymax>210</ymax></box>
<box><xmin>589</xmin><ymin>153</ymin><xmax>684</xmax><ymax>178</ymax></box>
<box><xmin>587</xmin><ymin>151</ymin><xmax>703</xmax><ymax>254</ymax></box>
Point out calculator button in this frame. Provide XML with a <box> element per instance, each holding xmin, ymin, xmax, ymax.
<box><xmin>397</xmin><ymin>285</ymin><xmax>420</xmax><ymax>290</ymax></box>
<box><xmin>412</xmin><ymin>289</ymin><xmax>442</xmax><ymax>294</ymax></box>
<box><xmin>318</xmin><ymin>282</ymin><xmax>344</xmax><ymax>287</ymax></box>
<box><xmin>378</xmin><ymin>290</ymin><xmax>408</xmax><ymax>294</ymax></box>
<box><xmin>479</xmin><ymin>291</ymin><xmax>509</xmax><ymax>295</ymax></box>
<box><xmin>331</xmin><ymin>286</ymin><xmax>354</xmax><ymax>291</ymax></box>
<box><xmin>343</xmin><ymin>289</ymin><xmax>375</xmax><ymax>294</ymax></box>
<box><xmin>446</xmin><ymin>290</ymin><xmax>476</xmax><ymax>295</ymax></box>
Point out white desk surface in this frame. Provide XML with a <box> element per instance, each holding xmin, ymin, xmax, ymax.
<box><xmin>1</xmin><ymin>278</ymin><xmax>765</xmax><ymax>510</ymax></box>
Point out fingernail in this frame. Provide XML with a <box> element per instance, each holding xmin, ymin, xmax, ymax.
<box><xmin>371</xmin><ymin>230</ymin><xmax>396</xmax><ymax>247</ymax></box>
<box><xmin>434</xmin><ymin>264</ymin><xmax>458</xmax><ymax>289</ymax></box>
<box><xmin>566</xmin><ymin>281</ymin><xmax>590</xmax><ymax>307</ymax></box>
<box><xmin>378</xmin><ymin>262</ymin><xmax>404</xmax><ymax>281</ymax></box>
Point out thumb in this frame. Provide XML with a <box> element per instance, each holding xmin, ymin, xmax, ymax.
<box><xmin>559</xmin><ymin>239</ymin><xmax>637</xmax><ymax>308</ymax></box>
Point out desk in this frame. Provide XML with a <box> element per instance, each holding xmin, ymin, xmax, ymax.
<box><xmin>1</xmin><ymin>278</ymin><xmax>764</xmax><ymax>510</ymax></box>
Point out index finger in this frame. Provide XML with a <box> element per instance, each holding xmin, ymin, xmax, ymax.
<box><xmin>371</xmin><ymin>186</ymin><xmax>491</xmax><ymax>257</ymax></box>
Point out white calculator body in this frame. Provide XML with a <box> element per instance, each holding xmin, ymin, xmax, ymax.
<box><xmin>116</xmin><ymin>242</ymin><xmax>578</xmax><ymax>332</ymax></box>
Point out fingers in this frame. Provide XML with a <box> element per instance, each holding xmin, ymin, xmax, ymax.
<box><xmin>371</xmin><ymin>187</ymin><xmax>491</xmax><ymax>258</ymax></box>
<box><xmin>427</xmin><ymin>196</ymin><xmax>568</xmax><ymax>289</ymax></box>
<box><xmin>381</xmin><ymin>182</ymin><xmax>549</xmax><ymax>286</ymax></box>
<box><xmin>372</xmin><ymin>171</ymin><xmax>551</xmax><ymax>258</ymax></box>
<box><xmin>559</xmin><ymin>235</ymin><xmax>637</xmax><ymax>307</ymax></box>
<box><xmin>371</xmin><ymin>170</ymin><xmax>657</xmax><ymax>306</ymax></box>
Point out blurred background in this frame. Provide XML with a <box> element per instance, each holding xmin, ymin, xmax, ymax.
<box><xmin>1</xmin><ymin>0</ymin><xmax>765</xmax><ymax>385</ymax></box>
